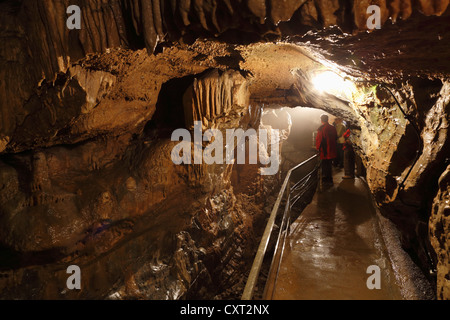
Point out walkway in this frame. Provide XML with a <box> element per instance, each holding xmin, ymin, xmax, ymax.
<box><xmin>269</xmin><ymin>169</ymin><xmax>404</xmax><ymax>300</ymax></box>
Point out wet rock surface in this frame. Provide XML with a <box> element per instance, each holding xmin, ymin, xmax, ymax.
<box><xmin>430</xmin><ymin>165</ymin><xmax>450</xmax><ymax>300</ymax></box>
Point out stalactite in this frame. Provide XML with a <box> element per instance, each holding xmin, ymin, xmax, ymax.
<box><xmin>183</xmin><ymin>69</ymin><xmax>249</xmax><ymax>130</ymax></box>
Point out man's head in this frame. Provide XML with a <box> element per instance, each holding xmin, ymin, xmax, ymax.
<box><xmin>335</xmin><ymin>117</ymin><xmax>342</xmax><ymax>124</ymax></box>
<box><xmin>320</xmin><ymin>114</ymin><xmax>329</xmax><ymax>124</ymax></box>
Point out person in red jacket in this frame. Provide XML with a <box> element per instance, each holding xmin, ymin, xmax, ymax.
<box><xmin>316</xmin><ymin>114</ymin><xmax>337</xmax><ymax>185</ymax></box>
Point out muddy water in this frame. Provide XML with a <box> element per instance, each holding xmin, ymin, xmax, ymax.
<box><xmin>270</xmin><ymin>170</ymin><xmax>404</xmax><ymax>300</ymax></box>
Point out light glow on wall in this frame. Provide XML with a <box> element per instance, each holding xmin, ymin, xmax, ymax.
<box><xmin>311</xmin><ymin>71</ymin><xmax>356</xmax><ymax>100</ymax></box>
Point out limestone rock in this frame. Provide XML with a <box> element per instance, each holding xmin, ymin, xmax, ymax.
<box><xmin>430</xmin><ymin>165</ymin><xmax>450</xmax><ymax>300</ymax></box>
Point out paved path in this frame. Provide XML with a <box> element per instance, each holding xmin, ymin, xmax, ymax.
<box><xmin>269</xmin><ymin>169</ymin><xmax>403</xmax><ymax>300</ymax></box>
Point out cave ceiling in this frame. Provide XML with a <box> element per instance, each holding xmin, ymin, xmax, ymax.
<box><xmin>1</xmin><ymin>0</ymin><xmax>449</xmax><ymax>154</ymax></box>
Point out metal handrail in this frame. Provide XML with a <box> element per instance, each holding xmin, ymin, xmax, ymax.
<box><xmin>241</xmin><ymin>154</ymin><xmax>319</xmax><ymax>300</ymax></box>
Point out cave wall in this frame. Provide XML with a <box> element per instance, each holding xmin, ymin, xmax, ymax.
<box><xmin>430</xmin><ymin>165</ymin><xmax>450</xmax><ymax>300</ymax></box>
<box><xmin>0</xmin><ymin>60</ymin><xmax>288</xmax><ymax>299</ymax></box>
<box><xmin>350</xmin><ymin>79</ymin><xmax>449</xmax><ymax>283</ymax></box>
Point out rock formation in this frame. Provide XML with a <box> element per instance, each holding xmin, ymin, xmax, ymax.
<box><xmin>430</xmin><ymin>165</ymin><xmax>450</xmax><ymax>300</ymax></box>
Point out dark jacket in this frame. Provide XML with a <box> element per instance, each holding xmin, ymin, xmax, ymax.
<box><xmin>316</xmin><ymin>122</ymin><xmax>338</xmax><ymax>160</ymax></box>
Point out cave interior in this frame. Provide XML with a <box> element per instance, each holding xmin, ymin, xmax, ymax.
<box><xmin>0</xmin><ymin>0</ymin><xmax>449</xmax><ymax>301</ymax></box>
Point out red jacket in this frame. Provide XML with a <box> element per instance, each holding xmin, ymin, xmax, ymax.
<box><xmin>342</xmin><ymin>129</ymin><xmax>353</xmax><ymax>150</ymax></box>
<box><xmin>316</xmin><ymin>122</ymin><xmax>337</xmax><ymax>160</ymax></box>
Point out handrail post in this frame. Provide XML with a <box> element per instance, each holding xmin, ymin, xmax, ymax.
<box><xmin>287</xmin><ymin>179</ymin><xmax>292</xmax><ymax>235</ymax></box>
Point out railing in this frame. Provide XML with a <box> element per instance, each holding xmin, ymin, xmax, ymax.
<box><xmin>241</xmin><ymin>154</ymin><xmax>320</xmax><ymax>300</ymax></box>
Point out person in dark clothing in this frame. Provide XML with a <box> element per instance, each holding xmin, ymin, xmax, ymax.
<box><xmin>316</xmin><ymin>115</ymin><xmax>337</xmax><ymax>185</ymax></box>
<box><xmin>342</xmin><ymin>128</ymin><xmax>355</xmax><ymax>179</ymax></box>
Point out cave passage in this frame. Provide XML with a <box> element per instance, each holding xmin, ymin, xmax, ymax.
<box><xmin>242</xmin><ymin>102</ymin><xmax>438</xmax><ymax>300</ymax></box>
<box><xmin>266</xmin><ymin>169</ymin><xmax>404</xmax><ymax>300</ymax></box>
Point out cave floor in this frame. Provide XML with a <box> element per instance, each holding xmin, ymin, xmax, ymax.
<box><xmin>268</xmin><ymin>168</ymin><xmax>404</xmax><ymax>300</ymax></box>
